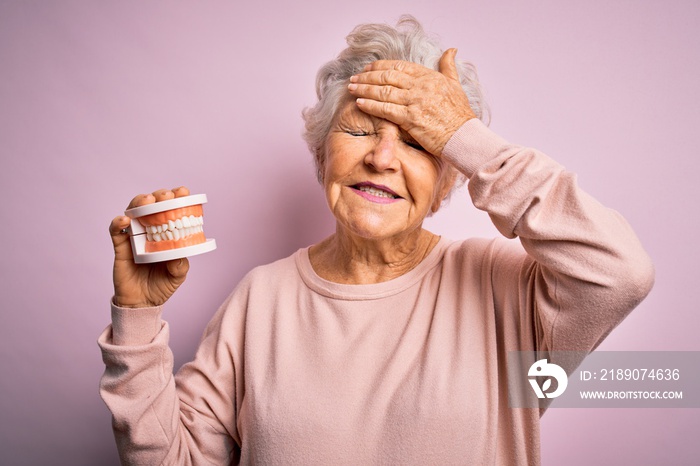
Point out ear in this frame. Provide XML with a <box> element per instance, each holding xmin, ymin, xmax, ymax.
<box><xmin>431</xmin><ymin>169</ymin><xmax>457</xmax><ymax>213</ymax></box>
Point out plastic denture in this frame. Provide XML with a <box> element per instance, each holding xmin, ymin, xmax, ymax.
<box><xmin>124</xmin><ymin>194</ymin><xmax>217</xmax><ymax>264</ymax></box>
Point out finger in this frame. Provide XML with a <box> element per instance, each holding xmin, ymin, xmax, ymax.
<box><xmin>172</xmin><ymin>186</ymin><xmax>190</xmax><ymax>198</ymax></box>
<box><xmin>438</xmin><ymin>48</ymin><xmax>460</xmax><ymax>82</ymax></box>
<box><xmin>127</xmin><ymin>193</ymin><xmax>155</xmax><ymax>209</ymax></box>
<box><xmin>355</xmin><ymin>98</ymin><xmax>408</xmax><ymax>127</ymax></box>
<box><xmin>348</xmin><ymin>83</ymin><xmax>409</xmax><ymax>105</ymax></box>
<box><xmin>109</xmin><ymin>215</ymin><xmax>134</xmax><ymax>260</ymax></box>
<box><xmin>350</xmin><ymin>69</ymin><xmax>413</xmax><ymax>89</ymax></box>
<box><xmin>363</xmin><ymin>59</ymin><xmax>423</xmax><ymax>75</ymax></box>
<box><xmin>166</xmin><ymin>257</ymin><xmax>189</xmax><ymax>280</ymax></box>
<box><xmin>153</xmin><ymin>189</ymin><xmax>175</xmax><ymax>202</ymax></box>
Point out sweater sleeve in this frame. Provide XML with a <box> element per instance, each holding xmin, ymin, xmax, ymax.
<box><xmin>442</xmin><ymin>119</ymin><xmax>655</xmax><ymax>353</ymax></box>
<box><xmin>98</xmin><ymin>296</ymin><xmax>240</xmax><ymax>465</ymax></box>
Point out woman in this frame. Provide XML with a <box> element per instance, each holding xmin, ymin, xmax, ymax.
<box><xmin>100</xmin><ymin>17</ymin><xmax>654</xmax><ymax>465</ymax></box>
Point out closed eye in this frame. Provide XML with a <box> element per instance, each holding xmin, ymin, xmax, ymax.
<box><xmin>347</xmin><ymin>130</ymin><xmax>370</xmax><ymax>137</ymax></box>
<box><xmin>403</xmin><ymin>139</ymin><xmax>425</xmax><ymax>151</ymax></box>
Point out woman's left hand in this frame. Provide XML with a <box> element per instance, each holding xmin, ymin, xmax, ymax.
<box><xmin>347</xmin><ymin>48</ymin><xmax>476</xmax><ymax>157</ymax></box>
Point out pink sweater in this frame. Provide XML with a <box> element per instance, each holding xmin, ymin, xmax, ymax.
<box><xmin>99</xmin><ymin>119</ymin><xmax>654</xmax><ymax>465</ymax></box>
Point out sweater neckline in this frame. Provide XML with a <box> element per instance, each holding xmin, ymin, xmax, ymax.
<box><xmin>295</xmin><ymin>236</ymin><xmax>451</xmax><ymax>300</ymax></box>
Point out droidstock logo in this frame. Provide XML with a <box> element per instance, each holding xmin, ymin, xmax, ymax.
<box><xmin>528</xmin><ymin>359</ymin><xmax>568</xmax><ymax>399</ymax></box>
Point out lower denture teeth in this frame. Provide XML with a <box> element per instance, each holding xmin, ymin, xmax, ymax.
<box><xmin>165</xmin><ymin>230</ymin><xmax>174</xmax><ymax>241</ymax></box>
<box><xmin>173</xmin><ymin>229</ymin><xmax>180</xmax><ymax>240</ymax></box>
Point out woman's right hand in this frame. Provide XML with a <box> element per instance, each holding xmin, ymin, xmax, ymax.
<box><xmin>109</xmin><ymin>187</ymin><xmax>191</xmax><ymax>308</ymax></box>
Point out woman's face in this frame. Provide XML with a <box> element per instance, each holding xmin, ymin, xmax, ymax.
<box><xmin>322</xmin><ymin>99</ymin><xmax>449</xmax><ymax>241</ymax></box>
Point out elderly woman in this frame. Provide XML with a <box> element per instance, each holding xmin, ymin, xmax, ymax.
<box><xmin>100</xmin><ymin>16</ymin><xmax>653</xmax><ymax>465</ymax></box>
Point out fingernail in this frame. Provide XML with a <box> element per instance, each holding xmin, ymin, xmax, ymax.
<box><xmin>363</xmin><ymin>64</ymin><xmax>371</xmax><ymax>71</ymax></box>
<box><xmin>349</xmin><ymin>75</ymin><xmax>358</xmax><ymax>82</ymax></box>
<box><xmin>348</xmin><ymin>83</ymin><xmax>358</xmax><ymax>91</ymax></box>
<box><xmin>356</xmin><ymin>98</ymin><xmax>365</xmax><ymax>105</ymax></box>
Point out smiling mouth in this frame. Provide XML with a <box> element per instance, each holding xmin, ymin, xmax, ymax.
<box><xmin>351</xmin><ymin>182</ymin><xmax>401</xmax><ymax>199</ymax></box>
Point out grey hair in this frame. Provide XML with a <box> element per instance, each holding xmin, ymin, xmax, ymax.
<box><xmin>302</xmin><ymin>15</ymin><xmax>489</xmax><ymax>195</ymax></box>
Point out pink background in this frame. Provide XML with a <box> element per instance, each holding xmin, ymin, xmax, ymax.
<box><xmin>1</xmin><ymin>1</ymin><xmax>698</xmax><ymax>464</ymax></box>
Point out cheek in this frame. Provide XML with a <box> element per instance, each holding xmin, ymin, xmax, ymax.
<box><xmin>323</xmin><ymin>144</ymin><xmax>349</xmax><ymax>181</ymax></box>
<box><xmin>322</xmin><ymin>156</ymin><xmax>347</xmax><ymax>209</ymax></box>
<box><xmin>323</xmin><ymin>144</ymin><xmax>359</xmax><ymax>191</ymax></box>
<box><xmin>324</xmin><ymin>182</ymin><xmax>342</xmax><ymax>210</ymax></box>
<box><xmin>407</xmin><ymin>161</ymin><xmax>441</xmax><ymax>206</ymax></box>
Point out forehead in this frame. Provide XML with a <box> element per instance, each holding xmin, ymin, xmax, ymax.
<box><xmin>333</xmin><ymin>98</ymin><xmax>373</xmax><ymax>124</ymax></box>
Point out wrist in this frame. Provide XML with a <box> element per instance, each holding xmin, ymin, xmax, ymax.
<box><xmin>112</xmin><ymin>296</ymin><xmax>156</xmax><ymax>309</ymax></box>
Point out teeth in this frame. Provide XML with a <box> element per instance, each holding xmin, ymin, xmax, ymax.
<box><xmin>143</xmin><ymin>214</ymin><xmax>205</xmax><ymax>242</ymax></box>
<box><xmin>358</xmin><ymin>185</ymin><xmax>395</xmax><ymax>198</ymax></box>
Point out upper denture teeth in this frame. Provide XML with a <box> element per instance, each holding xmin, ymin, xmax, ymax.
<box><xmin>358</xmin><ymin>186</ymin><xmax>395</xmax><ymax>198</ymax></box>
<box><xmin>145</xmin><ymin>214</ymin><xmax>205</xmax><ymax>243</ymax></box>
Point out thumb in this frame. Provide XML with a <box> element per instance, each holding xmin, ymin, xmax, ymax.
<box><xmin>110</xmin><ymin>215</ymin><xmax>134</xmax><ymax>261</ymax></box>
<box><xmin>438</xmin><ymin>48</ymin><xmax>460</xmax><ymax>82</ymax></box>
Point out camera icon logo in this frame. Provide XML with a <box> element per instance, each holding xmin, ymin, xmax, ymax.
<box><xmin>528</xmin><ymin>359</ymin><xmax>568</xmax><ymax>399</ymax></box>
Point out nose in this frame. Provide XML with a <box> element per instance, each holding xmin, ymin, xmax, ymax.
<box><xmin>364</xmin><ymin>132</ymin><xmax>401</xmax><ymax>172</ymax></box>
